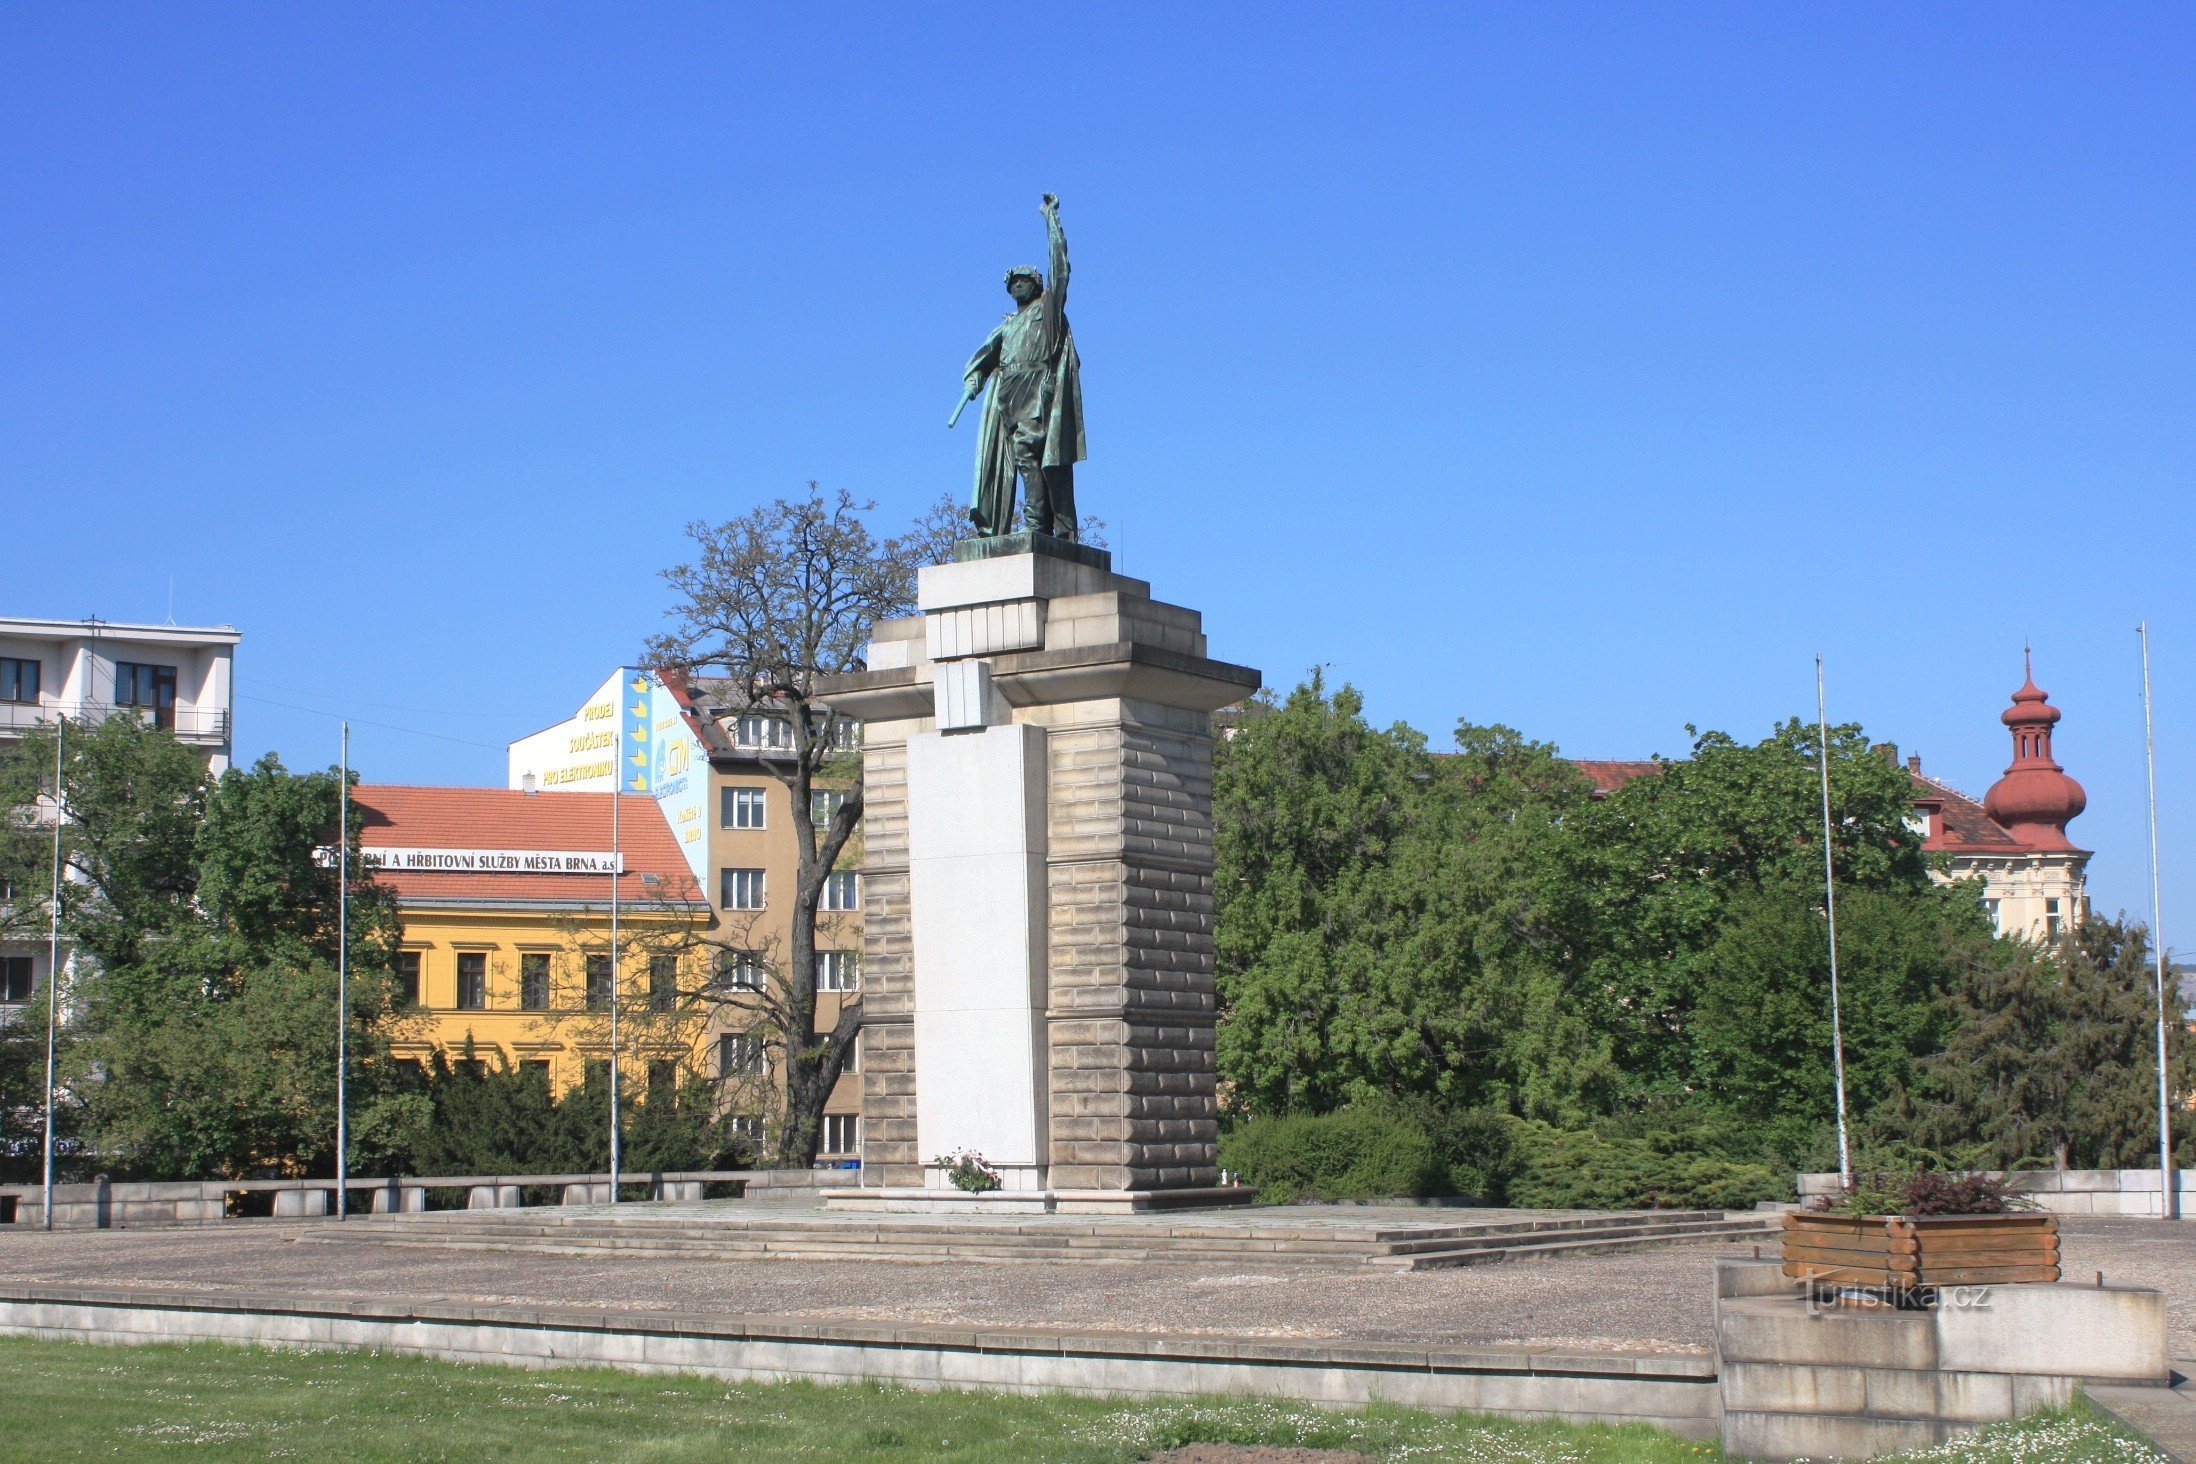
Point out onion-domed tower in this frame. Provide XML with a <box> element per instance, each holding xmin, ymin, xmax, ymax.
<box><xmin>1982</xmin><ymin>653</ymin><xmax>2087</xmax><ymax>853</ymax></box>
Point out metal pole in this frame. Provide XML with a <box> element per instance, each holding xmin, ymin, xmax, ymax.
<box><xmin>1817</xmin><ymin>655</ymin><xmax>1854</xmax><ymax>1188</ymax></box>
<box><xmin>336</xmin><ymin>722</ymin><xmax>349</xmax><ymax>1221</ymax></box>
<box><xmin>608</xmin><ymin>784</ymin><xmax>621</xmax><ymax>1205</ymax></box>
<box><xmin>2139</xmin><ymin>623</ymin><xmax>2178</xmax><ymax>1220</ymax></box>
<box><xmin>41</xmin><ymin>717</ymin><xmax>65</xmax><ymax>1231</ymax></box>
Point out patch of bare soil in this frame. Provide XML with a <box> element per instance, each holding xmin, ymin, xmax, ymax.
<box><xmin>1143</xmin><ymin>1448</ymin><xmax>1374</xmax><ymax>1464</ymax></box>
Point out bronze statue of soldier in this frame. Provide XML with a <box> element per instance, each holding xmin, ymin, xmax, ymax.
<box><xmin>949</xmin><ymin>194</ymin><xmax>1086</xmax><ymax>540</ymax></box>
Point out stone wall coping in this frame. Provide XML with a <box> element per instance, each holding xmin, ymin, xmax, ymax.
<box><xmin>0</xmin><ymin>1282</ymin><xmax>1715</xmax><ymax>1382</ymax></box>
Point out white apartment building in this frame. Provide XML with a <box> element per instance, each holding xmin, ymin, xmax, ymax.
<box><xmin>1</xmin><ymin>616</ymin><xmax>240</xmax><ymax>1021</ymax></box>
<box><xmin>0</xmin><ymin>617</ymin><xmax>239</xmax><ymax>774</ymax></box>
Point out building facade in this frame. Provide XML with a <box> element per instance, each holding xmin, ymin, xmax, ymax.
<box><xmin>1</xmin><ymin>615</ymin><xmax>241</xmax><ymax>1026</ymax></box>
<box><xmin>353</xmin><ymin>784</ymin><xmax>712</xmax><ymax>1091</ymax></box>
<box><xmin>0</xmin><ymin>616</ymin><xmax>238</xmax><ymax>773</ymax></box>
<box><xmin>507</xmin><ymin>671</ymin><xmax>865</xmax><ymax>1160</ymax></box>
<box><xmin>1907</xmin><ymin>663</ymin><xmax>2089</xmax><ymax>941</ymax></box>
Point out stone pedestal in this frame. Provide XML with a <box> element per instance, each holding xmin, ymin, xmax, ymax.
<box><xmin>817</xmin><ymin>535</ymin><xmax>1258</xmax><ymax>1203</ymax></box>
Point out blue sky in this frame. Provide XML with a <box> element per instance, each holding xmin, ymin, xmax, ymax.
<box><xmin>4</xmin><ymin>5</ymin><xmax>2191</xmax><ymax>924</ymax></box>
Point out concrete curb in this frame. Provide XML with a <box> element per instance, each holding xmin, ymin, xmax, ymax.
<box><xmin>2088</xmin><ymin>1365</ymin><xmax>2196</xmax><ymax>1464</ymax></box>
<box><xmin>0</xmin><ymin>1282</ymin><xmax>1719</xmax><ymax>1440</ymax></box>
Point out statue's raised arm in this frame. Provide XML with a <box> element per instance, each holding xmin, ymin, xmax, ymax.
<box><xmin>954</xmin><ymin>193</ymin><xmax>1088</xmax><ymax>542</ymax></box>
<box><xmin>1040</xmin><ymin>193</ymin><xmax>1068</xmax><ymax>353</ymax></box>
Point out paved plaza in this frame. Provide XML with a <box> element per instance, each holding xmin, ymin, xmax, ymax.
<box><xmin>1</xmin><ymin>1212</ymin><xmax>2191</xmax><ymax>1359</ymax></box>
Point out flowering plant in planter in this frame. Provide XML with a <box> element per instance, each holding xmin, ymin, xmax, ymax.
<box><xmin>1788</xmin><ymin>1168</ymin><xmax>2055</xmax><ymax>1291</ymax></box>
<box><xmin>1809</xmin><ymin>1169</ymin><xmax>2035</xmax><ymax>1218</ymax></box>
<box><xmin>935</xmin><ymin>1150</ymin><xmax>1003</xmax><ymax>1194</ymax></box>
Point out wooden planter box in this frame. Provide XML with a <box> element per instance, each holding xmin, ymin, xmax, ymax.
<box><xmin>1782</xmin><ymin>1211</ymin><xmax>2060</xmax><ymax>1289</ymax></box>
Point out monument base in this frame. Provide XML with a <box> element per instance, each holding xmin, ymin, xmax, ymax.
<box><xmin>818</xmin><ymin>1186</ymin><xmax>1257</xmax><ymax>1216</ymax></box>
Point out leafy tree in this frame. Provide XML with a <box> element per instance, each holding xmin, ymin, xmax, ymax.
<box><xmin>647</xmin><ymin>487</ymin><xmax>932</xmax><ymax>1168</ymax></box>
<box><xmin>1691</xmin><ymin>882</ymin><xmax>1987</xmax><ymax>1163</ymax></box>
<box><xmin>1214</xmin><ymin>675</ymin><xmax>1593</xmax><ymax>1116</ymax></box>
<box><xmin>1546</xmin><ymin>720</ymin><xmax>1949</xmax><ymax>1118</ymax></box>
<box><xmin>0</xmin><ymin>715</ymin><xmax>421</xmax><ymax>1181</ymax></box>
<box><xmin>1213</xmin><ymin>673</ymin><xmax>1431</xmax><ymax>1113</ymax></box>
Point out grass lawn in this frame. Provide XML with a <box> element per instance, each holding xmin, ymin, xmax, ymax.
<box><xmin>0</xmin><ymin>1335</ymin><xmax>2166</xmax><ymax>1462</ymax></box>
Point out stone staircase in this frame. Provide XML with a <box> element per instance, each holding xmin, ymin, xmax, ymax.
<box><xmin>300</xmin><ymin>1206</ymin><xmax>1778</xmax><ymax>1271</ymax></box>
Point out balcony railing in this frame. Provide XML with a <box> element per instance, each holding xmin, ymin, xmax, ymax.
<box><xmin>0</xmin><ymin>701</ymin><xmax>230</xmax><ymax>741</ymax></box>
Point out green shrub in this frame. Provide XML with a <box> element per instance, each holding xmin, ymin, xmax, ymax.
<box><xmin>1500</xmin><ymin>1117</ymin><xmax>1785</xmax><ymax>1210</ymax></box>
<box><xmin>1393</xmin><ymin>1099</ymin><xmax>1515</xmax><ymax>1200</ymax></box>
<box><xmin>1218</xmin><ymin>1104</ymin><xmax>1441</xmax><ymax>1203</ymax></box>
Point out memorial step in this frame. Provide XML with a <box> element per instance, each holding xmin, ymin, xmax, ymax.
<box><xmin>300</xmin><ymin>1207</ymin><xmax>1778</xmax><ymax>1269</ymax></box>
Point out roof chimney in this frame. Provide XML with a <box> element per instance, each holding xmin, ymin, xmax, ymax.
<box><xmin>521</xmin><ymin>772</ymin><xmax>538</xmax><ymax>795</ymax></box>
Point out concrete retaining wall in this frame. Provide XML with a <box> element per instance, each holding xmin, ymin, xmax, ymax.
<box><xmin>1797</xmin><ymin>1169</ymin><xmax>2194</xmax><ymax>1219</ymax></box>
<box><xmin>0</xmin><ymin>1284</ymin><xmax>1718</xmax><ymax>1440</ymax></box>
<box><xmin>0</xmin><ymin>1171</ymin><xmax>757</xmax><ymax>1229</ymax></box>
<box><xmin>1714</xmin><ymin>1259</ymin><xmax>2170</xmax><ymax>1459</ymax></box>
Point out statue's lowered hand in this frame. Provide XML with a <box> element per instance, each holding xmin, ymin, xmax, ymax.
<box><xmin>947</xmin><ymin>380</ymin><xmax>981</xmax><ymax>429</ymax></box>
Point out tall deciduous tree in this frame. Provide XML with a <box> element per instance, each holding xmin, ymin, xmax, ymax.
<box><xmin>647</xmin><ymin>487</ymin><xmax>933</xmax><ymax>1168</ymax></box>
<box><xmin>1546</xmin><ymin>721</ymin><xmax>1946</xmax><ymax>1113</ymax></box>
<box><xmin>1214</xmin><ymin>674</ymin><xmax>1592</xmax><ymax>1117</ymax></box>
<box><xmin>0</xmin><ymin>715</ymin><xmax>421</xmax><ymax>1181</ymax></box>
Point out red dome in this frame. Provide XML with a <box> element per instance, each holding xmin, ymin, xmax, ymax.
<box><xmin>1982</xmin><ymin>657</ymin><xmax>2086</xmax><ymax>851</ymax></box>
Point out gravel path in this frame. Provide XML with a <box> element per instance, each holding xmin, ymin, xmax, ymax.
<box><xmin>0</xmin><ymin>1215</ymin><xmax>2186</xmax><ymax>1358</ymax></box>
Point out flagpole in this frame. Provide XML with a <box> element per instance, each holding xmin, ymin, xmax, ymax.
<box><xmin>336</xmin><ymin>722</ymin><xmax>350</xmax><ymax>1222</ymax></box>
<box><xmin>608</xmin><ymin>779</ymin><xmax>622</xmax><ymax>1206</ymax></box>
<box><xmin>1817</xmin><ymin>655</ymin><xmax>1854</xmax><ymax>1188</ymax></box>
<box><xmin>2138</xmin><ymin>623</ymin><xmax>2178</xmax><ymax>1221</ymax></box>
<box><xmin>41</xmin><ymin>717</ymin><xmax>65</xmax><ymax>1231</ymax></box>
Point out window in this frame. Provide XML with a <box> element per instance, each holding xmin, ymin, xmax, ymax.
<box><xmin>718</xmin><ymin>1032</ymin><xmax>766</xmax><ymax>1078</ymax></box>
<box><xmin>647</xmin><ymin>1059</ymin><xmax>678</xmax><ymax>1106</ymax></box>
<box><xmin>585</xmin><ymin>955</ymin><xmax>613</xmax><ymax>1010</ymax></box>
<box><xmin>810</xmin><ymin>789</ymin><xmax>847</xmax><ymax>828</ymax></box>
<box><xmin>649</xmin><ymin>954</ymin><xmax>678</xmax><ymax>1012</ymax></box>
<box><xmin>394</xmin><ymin>951</ymin><xmax>422</xmax><ymax>1008</ymax></box>
<box><xmin>820</xmin><ymin>1114</ymin><xmax>860</xmax><ymax>1155</ymax></box>
<box><xmin>455</xmin><ymin>952</ymin><xmax>487</xmax><ymax>1010</ymax></box>
<box><xmin>519</xmin><ymin>953</ymin><xmax>550</xmax><ymax>1012</ymax></box>
<box><xmin>734</xmin><ymin>714</ymin><xmax>792</xmax><ymax>750</ymax></box>
<box><xmin>816</xmin><ymin>951</ymin><xmax>860</xmax><ymax>992</ymax></box>
<box><xmin>722</xmin><ymin>786</ymin><xmax>768</xmax><ymax>830</ymax></box>
<box><xmin>715</xmin><ymin>949</ymin><xmax>765</xmax><ymax>991</ymax></box>
<box><xmin>519</xmin><ymin>1059</ymin><xmax>553</xmax><ymax>1087</ymax></box>
<box><xmin>0</xmin><ymin>659</ymin><xmax>38</xmax><ymax>704</ymax></box>
<box><xmin>728</xmin><ymin>1114</ymin><xmax>762</xmax><ymax>1139</ymax></box>
<box><xmin>2046</xmin><ymin>898</ymin><xmax>2064</xmax><ymax>939</ymax></box>
<box><xmin>822</xmin><ymin>716</ymin><xmax>862</xmax><ymax>750</ymax></box>
<box><xmin>113</xmin><ymin>662</ymin><xmax>178</xmax><ymax>728</ymax></box>
<box><xmin>454</xmin><ymin>1058</ymin><xmax>488</xmax><ymax>1080</ymax></box>
<box><xmin>821</xmin><ymin>871</ymin><xmax>859</xmax><ymax>911</ymax></box>
<box><xmin>1985</xmin><ymin>899</ymin><xmax>2002</xmax><ymax>936</ymax></box>
<box><xmin>721</xmin><ymin>868</ymin><xmax>766</xmax><ymax>910</ymax></box>
<box><xmin>844</xmin><ymin>1029</ymin><xmax>862</xmax><ymax>1074</ymax></box>
<box><xmin>0</xmin><ymin>957</ymin><xmax>33</xmax><ymax>1003</ymax></box>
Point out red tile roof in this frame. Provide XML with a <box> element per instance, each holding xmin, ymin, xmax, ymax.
<box><xmin>1570</xmin><ymin>759</ymin><xmax>1663</xmax><ymax>797</ymax></box>
<box><xmin>1910</xmin><ymin>772</ymin><xmax>2025</xmax><ymax>853</ymax></box>
<box><xmin>350</xmin><ymin>785</ymin><xmax>708</xmax><ymax>910</ymax></box>
<box><xmin>1554</xmin><ymin>758</ymin><xmax>2049</xmax><ymax>855</ymax></box>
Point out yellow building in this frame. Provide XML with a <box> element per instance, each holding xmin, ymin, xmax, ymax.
<box><xmin>506</xmin><ymin>669</ymin><xmax>867</xmax><ymax>1160</ymax></box>
<box><xmin>352</xmin><ymin>784</ymin><xmax>713</xmax><ymax>1092</ymax></box>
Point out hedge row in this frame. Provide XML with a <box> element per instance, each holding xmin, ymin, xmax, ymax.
<box><xmin>1217</xmin><ymin>1103</ymin><xmax>1788</xmax><ymax>1210</ymax></box>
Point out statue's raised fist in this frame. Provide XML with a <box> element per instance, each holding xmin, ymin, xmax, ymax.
<box><xmin>1040</xmin><ymin>193</ymin><xmax>1059</xmax><ymax>216</ymax></box>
